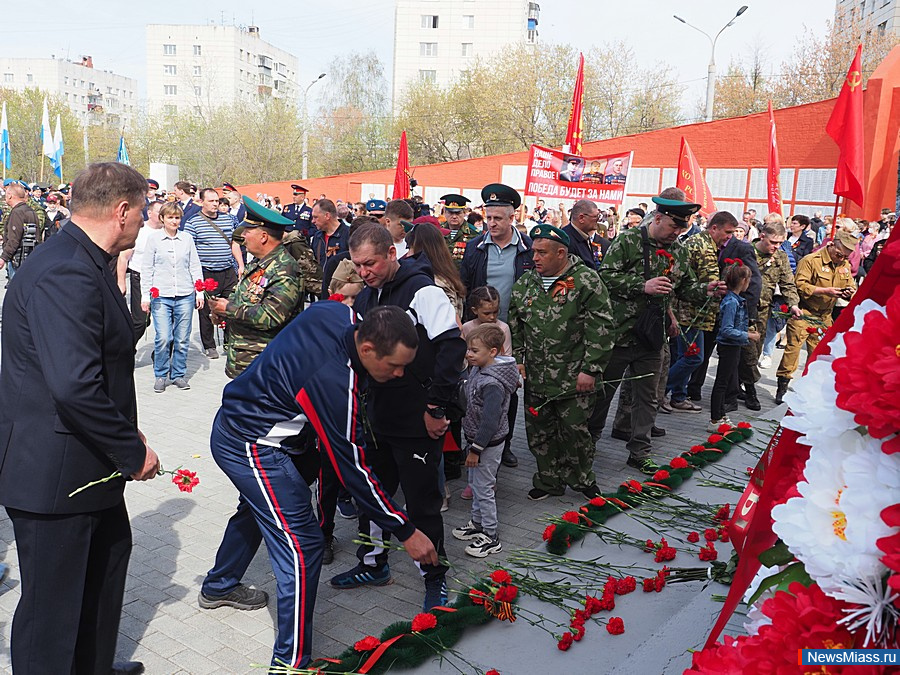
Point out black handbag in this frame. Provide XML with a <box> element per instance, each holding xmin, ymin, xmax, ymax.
<box><xmin>631</xmin><ymin>226</ymin><xmax>667</xmax><ymax>351</ymax></box>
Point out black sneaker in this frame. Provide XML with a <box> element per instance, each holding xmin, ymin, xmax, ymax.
<box><xmin>198</xmin><ymin>584</ymin><xmax>268</xmax><ymax>610</ymax></box>
<box><xmin>580</xmin><ymin>483</ymin><xmax>603</xmax><ymax>499</ymax></box>
<box><xmin>330</xmin><ymin>563</ymin><xmax>392</xmax><ymax>589</ymax></box>
<box><xmin>451</xmin><ymin>520</ymin><xmax>484</xmax><ymax>541</ymax></box>
<box><xmin>464</xmin><ymin>534</ymin><xmax>502</xmax><ymax>558</ymax></box>
<box><xmin>626</xmin><ymin>457</ymin><xmax>660</xmax><ymax>475</ymax></box>
<box><xmin>650</xmin><ymin>426</ymin><xmax>666</xmax><ymax>438</ymax></box>
<box><xmin>528</xmin><ymin>487</ymin><xmax>550</xmax><ymax>501</ymax></box>
<box><xmin>610</xmin><ymin>428</ymin><xmax>629</xmax><ymax>441</ymax></box>
<box><xmin>322</xmin><ymin>536</ymin><xmax>335</xmax><ymax>565</ymax></box>
<box><xmin>423</xmin><ymin>575</ymin><xmax>449</xmax><ymax>611</ymax></box>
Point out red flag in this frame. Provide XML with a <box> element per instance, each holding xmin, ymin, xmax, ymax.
<box><xmin>563</xmin><ymin>53</ymin><xmax>585</xmax><ymax>155</ymax></box>
<box><xmin>766</xmin><ymin>101</ymin><xmax>783</xmax><ymax>216</ymax></box>
<box><xmin>676</xmin><ymin>137</ymin><xmax>717</xmax><ymax>217</ymax></box>
<box><xmin>826</xmin><ymin>44</ymin><xmax>865</xmax><ymax>207</ymax></box>
<box><xmin>391</xmin><ymin>131</ymin><xmax>411</xmax><ymax>200</ymax></box>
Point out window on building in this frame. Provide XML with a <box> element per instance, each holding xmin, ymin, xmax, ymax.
<box><xmin>64</xmin><ymin>76</ymin><xmax>69</xmax><ymax>86</ymax></box>
<box><xmin>878</xmin><ymin>20</ymin><xmax>887</xmax><ymax>34</ymax></box>
<box><xmin>26</xmin><ymin>74</ymin><xmax>33</xmax><ymax>84</ymax></box>
<box><xmin>194</xmin><ymin>86</ymin><xmax>201</xmax><ymax>96</ymax></box>
<box><xmin>421</xmin><ymin>15</ymin><xmax>439</xmax><ymax>28</ymax></box>
<box><xmin>461</xmin><ymin>43</ymin><xmax>473</xmax><ymax>56</ymax></box>
<box><xmin>163</xmin><ymin>44</ymin><xmax>176</xmax><ymax>56</ymax></box>
<box><xmin>193</xmin><ymin>44</ymin><xmax>202</xmax><ymax>56</ymax></box>
<box><xmin>164</xmin><ymin>84</ymin><xmax>177</xmax><ymax>96</ymax></box>
<box><xmin>193</xmin><ymin>65</ymin><xmax>202</xmax><ymax>77</ymax></box>
<box><xmin>463</xmin><ymin>15</ymin><xmax>475</xmax><ymax>28</ymax></box>
<box><xmin>419</xmin><ymin>70</ymin><xmax>437</xmax><ymax>83</ymax></box>
<box><xmin>164</xmin><ymin>64</ymin><xmax>177</xmax><ymax>75</ymax></box>
<box><xmin>164</xmin><ymin>104</ymin><xmax>177</xmax><ymax>115</ymax></box>
<box><xmin>3</xmin><ymin>73</ymin><xmax>12</xmax><ymax>83</ymax></box>
<box><xmin>420</xmin><ymin>42</ymin><xmax>438</xmax><ymax>57</ymax></box>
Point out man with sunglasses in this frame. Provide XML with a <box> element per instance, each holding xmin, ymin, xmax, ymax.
<box><xmin>774</xmin><ymin>229</ymin><xmax>857</xmax><ymax>404</ymax></box>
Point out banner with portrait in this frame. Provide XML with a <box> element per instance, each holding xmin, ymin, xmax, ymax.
<box><xmin>524</xmin><ymin>144</ymin><xmax>634</xmax><ymax>205</ymax></box>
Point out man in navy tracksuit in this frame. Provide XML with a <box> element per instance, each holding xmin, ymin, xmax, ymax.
<box><xmin>330</xmin><ymin>223</ymin><xmax>466</xmax><ymax>609</ymax></box>
<box><xmin>199</xmin><ymin>302</ymin><xmax>437</xmax><ymax>671</ymax></box>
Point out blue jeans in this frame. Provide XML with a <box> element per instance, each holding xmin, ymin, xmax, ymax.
<box><xmin>762</xmin><ymin>315</ymin><xmax>785</xmax><ymax>357</ymax></box>
<box><xmin>151</xmin><ymin>295</ymin><xmax>194</xmax><ymax>379</ymax></box>
<box><xmin>667</xmin><ymin>327</ymin><xmax>704</xmax><ymax>403</ymax></box>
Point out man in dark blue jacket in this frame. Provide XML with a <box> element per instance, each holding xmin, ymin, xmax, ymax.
<box><xmin>330</xmin><ymin>223</ymin><xmax>465</xmax><ymax>610</ymax></box>
<box><xmin>200</xmin><ymin>302</ymin><xmax>437</xmax><ymax>671</ymax></box>
<box><xmin>563</xmin><ymin>199</ymin><xmax>604</xmax><ymax>271</ymax></box>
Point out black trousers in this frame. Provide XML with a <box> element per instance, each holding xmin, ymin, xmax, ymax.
<box><xmin>7</xmin><ymin>502</ymin><xmax>132</xmax><ymax>675</ymax></box>
<box><xmin>198</xmin><ymin>266</ymin><xmax>238</xmax><ymax>350</ymax></box>
<box><xmin>711</xmin><ymin>344</ymin><xmax>741</xmax><ymax>421</ymax></box>
<box><xmin>687</xmin><ymin>327</ymin><xmax>718</xmax><ymax>399</ymax></box>
<box><xmin>355</xmin><ymin>433</ymin><xmax>448</xmax><ymax>580</ymax></box>
<box><xmin>127</xmin><ymin>269</ymin><xmax>148</xmax><ymax>346</ymax></box>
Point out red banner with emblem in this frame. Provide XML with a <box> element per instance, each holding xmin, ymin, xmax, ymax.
<box><xmin>563</xmin><ymin>53</ymin><xmax>585</xmax><ymax>156</ymax></box>
<box><xmin>767</xmin><ymin>101</ymin><xmax>783</xmax><ymax>216</ymax></box>
<box><xmin>676</xmin><ymin>137</ymin><xmax>717</xmax><ymax>217</ymax></box>
<box><xmin>525</xmin><ymin>144</ymin><xmax>633</xmax><ymax>205</ymax></box>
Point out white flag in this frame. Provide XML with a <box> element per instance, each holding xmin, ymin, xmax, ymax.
<box><xmin>40</xmin><ymin>98</ymin><xmax>56</xmax><ymax>160</ymax></box>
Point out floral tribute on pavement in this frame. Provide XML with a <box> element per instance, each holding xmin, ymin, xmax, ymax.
<box><xmin>688</xmin><ymin>290</ymin><xmax>900</xmax><ymax>672</ymax></box>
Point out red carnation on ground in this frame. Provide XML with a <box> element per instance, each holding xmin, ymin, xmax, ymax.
<box><xmin>833</xmin><ymin>288</ymin><xmax>900</xmax><ymax>438</ymax></box>
<box><xmin>411</xmin><ymin>613</ymin><xmax>437</xmax><ymax>632</ymax></box>
<box><xmin>354</xmin><ymin>635</ymin><xmax>381</xmax><ymax>652</ymax></box>
<box><xmin>670</xmin><ymin>457</ymin><xmax>689</xmax><ymax>469</ymax></box>
<box><xmin>172</xmin><ymin>469</ymin><xmax>199</xmax><ymax>493</ymax></box>
<box><xmin>571</xmin><ymin>624</ymin><xmax>586</xmax><ymax>641</ymax></box>
<box><xmin>561</xmin><ymin>511</ymin><xmax>580</xmax><ymax>524</ymax></box>
<box><xmin>486</xmin><ymin>670</ymin><xmax>500</xmax><ymax>675</ymax></box>
<box><xmin>687</xmin><ymin>531</ymin><xmax>700</xmax><ymax>543</ymax></box>
<box><xmin>606</xmin><ymin>617</ymin><xmax>625</xmax><ymax>635</ymax></box>
<box><xmin>490</xmin><ymin>569</ymin><xmax>512</xmax><ymax>585</ymax></box>
<box><xmin>469</xmin><ymin>589</ymin><xmax>487</xmax><ymax>605</ymax></box>
<box><xmin>615</xmin><ymin>576</ymin><xmax>636</xmax><ymax>595</ymax></box>
<box><xmin>584</xmin><ymin>595</ymin><xmax>603</xmax><ymax>616</ymax></box>
<box><xmin>495</xmin><ymin>585</ymin><xmax>518</xmax><ymax>602</ymax></box>
<box><xmin>598</xmin><ymin>593</ymin><xmax>615</xmax><ymax>611</ymax></box>
<box><xmin>699</xmin><ymin>543</ymin><xmax>718</xmax><ymax>561</ymax></box>
<box><xmin>542</xmin><ymin>524</ymin><xmax>556</xmax><ymax>541</ymax></box>
<box><xmin>622</xmin><ymin>479</ymin><xmax>643</xmax><ymax>493</ymax></box>
<box><xmin>149</xmin><ymin>287</ymin><xmax>160</xmax><ymax>298</ymax></box>
<box><xmin>557</xmin><ymin>632</ymin><xmax>574</xmax><ymax>651</ymax></box>
<box><xmin>642</xmin><ymin>578</ymin><xmax>655</xmax><ymax>592</ymax></box>
<box><xmin>703</xmin><ymin>528</ymin><xmax>718</xmax><ymax>541</ymax></box>
<box><xmin>589</xmin><ymin>496</ymin><xmax>607</xmax><ymax>507</ymax></box>
<box><xmin>714</xmin><ymin>504</ymin><xmax>731</xmax><ymax>522</ymax></box>
<box><xmin>655</xmin><ymin>546</ymin><xmax>676</xmax><ymax>563</ymax></box>
<box><xmin>203</xmin><ymin>278</ymin><xmax>219</xmax><ymax>292</ymax></box>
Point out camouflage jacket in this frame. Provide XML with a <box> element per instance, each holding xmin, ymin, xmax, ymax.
<box><xmin>223</xmin><ymin>245</ymin><xmax>305</xmax><ymax>378</ymax></box>
<box><xmin>756</xmin><ymin>246</ymin><xmax>799</xmax><ymax>312</ymax></box>
<box><xmin>508</xmin><ymin>255</ymin><xmax>615</xmax><ymax>398</ymax></box>
<box><xmin>672</xmin><ymin>230</ymin><xmax>721</xmax><ymax>331</ymax></box>
<box><xmin>599</xmin><ymin>225</ymin><xmax>707</xmax><ymax>347</ymax></box>
<box><xmin>282</xmin><ymin>230</ymin><xmax>322</xmax><ymax>296</ymax></box>
<box><xmin>447</xmin><ymin>222</ymin><xmax>481</xmax><ymax>264</ymax></box>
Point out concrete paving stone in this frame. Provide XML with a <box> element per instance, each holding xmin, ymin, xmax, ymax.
<box><xmin>167</xmin><ymin>648</ymin><xmax>221</xmax><ymax>675</ymax></box>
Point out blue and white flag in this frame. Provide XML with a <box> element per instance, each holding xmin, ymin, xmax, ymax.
<box><xmin>50</xmin><ymin>114</ymin><xmax>64</xmax><ymax>179</ymax></box>
<box><xmin>0</xmin><ymin>102</ymin><xmax>10</xmax><ymax>171</ymax></box>
<box><xmin>117</xmin><ymin>134</ymin><xmax>130</xmax><ymax>166</ymax></box>
<box><xmin>40</xmin><ymin>98</ymin><xmax>56</xmax><ymax>161</ymax></box>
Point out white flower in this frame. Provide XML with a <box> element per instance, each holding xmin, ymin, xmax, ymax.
<box><xmin>782</xmin><ymin>359</ymin><xmax>857</xmax><ymax>445</ymax></box>
<box><xmin>742</xmin><ymin>564</ymin><xmax>779</xmax><ymax>635</ymax></box>
<box><xmin>833</xmin><ymin>575</ymin><xmax>900</xmax><ymax>648</ymax></box>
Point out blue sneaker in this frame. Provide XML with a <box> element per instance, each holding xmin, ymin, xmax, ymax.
<box><xmin>329</xmin><ymin>563</ymin><xmax>392</xmax><ymax>589</ymax></box>
<box><xmin>423</xmin><ymin>576</ymin><xmax>448</xmax><ymax>611</ymax></box>
<box><xmin>336</xmin><ymin>498</ymin><xmax>357</xmax><ymax>519</ymax></box>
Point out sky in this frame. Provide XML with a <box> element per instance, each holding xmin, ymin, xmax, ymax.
<box><xmin>0</xmin><ymin>0</ymin><xmax>835</xmax><ymax>114</ymax></box>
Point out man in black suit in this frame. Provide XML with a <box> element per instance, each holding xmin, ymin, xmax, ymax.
<box><xmin>0</xmin><ymin>162</ymin><xmax>160</xmax><ymax>675</ymax></box>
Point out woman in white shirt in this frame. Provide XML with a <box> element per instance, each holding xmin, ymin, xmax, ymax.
<box><xmin>141</xmin><ymin>202</ymin><xmax>204</xmax><ymax>393</ymax></box>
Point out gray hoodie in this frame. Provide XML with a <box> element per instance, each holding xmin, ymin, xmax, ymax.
<box><xmin>462</xmin><ymin>356</ymin><xmax>519</xmax><ymax>452</ymax></box>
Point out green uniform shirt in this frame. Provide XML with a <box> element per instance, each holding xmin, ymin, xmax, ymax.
<box><xmin>508</xmin><ymin>255</ymin><xmax>615</xmax><ymax>398</ymax></box>
<box><xmin>672</xmin><ymin>230</ymin><xmax>721</xmax><ymax>331</ymax></box>
<box><xmin>223</xmin><ymin>245</ymin><xmax>305</xmax><ymax>378</ymax></box>
<box><xmin>756</xmin><ymin>246</ymin><xmax>800</xmax><ymax>313</ymax></box>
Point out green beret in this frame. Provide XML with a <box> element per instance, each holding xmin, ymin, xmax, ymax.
<box><xmin>652</xmin><ymin>195</ymin><xmax>702</xmax><ymax>225</ymax></box>
<box><xmin>529</xmin><ymin>223</ymin><xmax>570</xmax><ymax>247</ymax></box>
<box><xmin>241</xmin><ymin>195</ymin><xmax>293</xmax><ymax>231</ymax></box>
<box><xmin>481</xmin><ymin>183</ymin><xmax>522</xmax><ymax>209</ymax></box>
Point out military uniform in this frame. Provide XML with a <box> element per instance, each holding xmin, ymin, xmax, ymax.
<box><xmin>439</xmin><ymin>193</ymin><xmax>476</xmax><ymax>265</ymax></box>
<box><xmin>776</xmin><ymin>243</ymin><xmax>855</xmax><ymax>381</ymax></box>
<box><xmin>748</xmin><ymin>246</ymin><xmax>798</xmax><ymax>382</ymax></box>
<box><xmin>281</xmin><ymin>230</ymin><xmax>322</xmax><ymax>297</ymax></box>
<box><xmin>509</xmin><ymin>245</ymin><xmax>615</xmax><ymax>495</ymax></box>
<box><xmin>222</xmin><ymin>199</ymin><xmax>306</xmax><ymax>378</ymax></box>
<box><xmin>283</xmin><ymin>184</ymin><xmax>313</xmax><ymax>236</ymax></box>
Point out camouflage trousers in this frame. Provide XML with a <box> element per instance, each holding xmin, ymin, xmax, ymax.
<box><xmin>523</xmin><ymin>390</ymin><xmax>596</xmax><ymax>495</ymax></box>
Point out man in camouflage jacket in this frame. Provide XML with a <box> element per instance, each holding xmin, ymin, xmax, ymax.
<box><xmin>208</xmin><ymin>200</ymin><xmax>305</xmax><ymax>379</ymax></box>
<box><xmin>590</xmin><ymin>191</ymin><xmax>724</xmax><ymax>473</ymax></box>
<box><xmin>508</xmin><ymin>224</ymin><xmax>615</xmax><ymax>500</ymax></box>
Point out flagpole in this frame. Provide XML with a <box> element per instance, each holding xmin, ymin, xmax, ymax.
<box><xmin>40</xmin><ymin>156</ymin><xmax>44</xmax><ymax>183</ymax></box>
<box><xmin>830</xmin><ymin>196</ymin><xmax>840</xmax><ymax>239</ymax></box>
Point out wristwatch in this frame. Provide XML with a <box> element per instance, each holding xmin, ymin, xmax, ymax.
<box><xmin>425</xmin><ymin>406</ymin><xmax>446</xmax><ymax>420</ymax></box>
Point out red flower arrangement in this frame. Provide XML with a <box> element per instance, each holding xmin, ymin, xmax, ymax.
<box><xmin>606</xmin><ymin>617</ymin><xmax>625</xmax><ymax>635</ymax></box>
<box><xmin>172</xmin><ymin>469</ymin><xmax>199</xmax><ymax>493</ymax></box>
<box><xmin>670</xmin><ymin>457</ymin><xmax>689</xmax><ymax>469</ymax></box>
<box><xmin>411</xmin><ymin>613</ymin><xmax>437</xmax><ymax>632</ymax></box>
<box><xmin>542</xmin><ymin>524</ymin><xmax>556</xmax><ymax>541</ymax></box>
<box><xmin>833</xmin><ymin>287</ymin><xmax>900</xmax><ymax>438</ymax></box>
<box><xmin>354</xmin><ymin>635</ymin><xmax>381</xmax><ymax>652</ymax></box>
<box><xmin>149</xmin><ymin>287</ymin><xmax>160</xmax><ymax>299</ymax></box>
<box><xmin>495</xmin><ymin>585</ymin><xmax>518</xmax><ymax>602</ymax></box>
<box><xmin>652</xmin><ymin>469</ymin><xmax>670</xmax><ymax>481</ymax></box>
<box><xmin>561</xmin><ymin>511</ymin><xmax>580</xmax><ymax>524</ymax></box>
<box><xmin>656</xmin><ymin>248</ymin><xmax>675</xmax><ymax>275</ymax></box>
<box><xmin>689</xmin><ymin>444</ymin><xmax>706</xmax><ymax>454</ymax></box>
<box><xmin>707</xmin><ymin>434</ymin><xmax>724</xmax><ymax>443</ymax></box>
<box><xmin>589</xmin><ymin>496</ymin><xmax>607</xmax><ymax>507</ymax></box>
<box><xmin>877</xmin><ymin>503</ymin><xmax>900</xmax><ymax>598</ymax></box>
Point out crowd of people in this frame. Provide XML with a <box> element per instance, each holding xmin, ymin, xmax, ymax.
<box><xmin>0</xmin><ymin>164</ymin><xmax>895</xmax><ymax>672</ymax></box>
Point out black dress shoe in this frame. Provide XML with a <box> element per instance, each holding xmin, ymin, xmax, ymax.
<box><xmin>610</xmin><ymin>428</ymin><xmax>629</xmax><ymax>441</ymax></box>
<box><xmin>650</xmin><ymin>426</ymin><xmax>666</xmax><ymax>437</ymax></box>
<box><xmin>500</xmin><ymin>448</ymin><xmax>518</xmax><ymax>467</ymax></box>
<box><xmin>111</xmin><ymin>662</ymin><xmax>144</xmax><ymax>675</ymax></box>
<box><xmin>322</xmin><ymin>536</ymin><xmax>335</xmax><ymax>565</ymax></box>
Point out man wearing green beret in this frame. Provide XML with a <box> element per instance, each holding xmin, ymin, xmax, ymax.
<box><xmin>508</xmin><ymin>223</ymin><xmax>615</xmax><ymax>500</ymax></box>
<box><xmin>591</xmin><ymin>188</ymin><xmax>725</xmax><ymax>473</ymax></box>
<box><xmin>208</xmin><ymin>197</ymin><xmax>306</xmax><ymax>378</ymax></box>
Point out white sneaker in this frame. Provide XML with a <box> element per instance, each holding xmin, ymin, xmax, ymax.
<box><xmin>708</xmin><ymin>417</ymin><xmax>733</xmax><ymax>432</ymax></box>
<box><xmin>464</xmin><ymin>533</ymin><xmax>502</xmax><ymax>558</ymax></box>
<box><xmin>759</xmin><ymin>355</ymin><xmax>772</xmax><ymax>369</ymax></box>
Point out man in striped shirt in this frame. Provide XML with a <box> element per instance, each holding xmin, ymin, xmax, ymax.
<box><xmin>183</xmin><ymin>188</ymin><xmax>243</xmax><ymax>359</ymax></box>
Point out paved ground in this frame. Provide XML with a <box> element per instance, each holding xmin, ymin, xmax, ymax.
<box><xmin>0</xmin><ymin>308</ymin><xmax>797</xmax><ymax>674</ymax></box>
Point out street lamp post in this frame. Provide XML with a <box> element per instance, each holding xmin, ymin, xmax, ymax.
<box><xmin>674</xmin><ymin>6</ymin><xmax>748</xmax><ymax>122</ymax></box>
<box><xmin>302</xmin><ymin>73</ymin><xmax>327</xmax><ymax>180</ymax></box>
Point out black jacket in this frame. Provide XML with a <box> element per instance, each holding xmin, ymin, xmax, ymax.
<box><xmin>562</xmin><ymin>224</ymin><xmax>608</xmax><ymax>271</ymax></box>
<box><xmin>353</xmin><ymin>253</ymin><xmax>466</xmax><ymax>437</ymax></box>
<box><xmin>0</xmin><ymin>223</ymin><xmax>146</xmax><ymax>514</ymax></box>
<box><xmin>458</xmin><ymin>230</ymin><xmax>534</xmax><ymax>310</ymax></box>
<box><xmin>719</xmin><ymin>237</ymin><xmax>763</xmax><ymax>321</ymax></box>
<box><xmin>311</xmin><ymin>222</ymin><xmax>350</xmax><ymax>267</ymax></box>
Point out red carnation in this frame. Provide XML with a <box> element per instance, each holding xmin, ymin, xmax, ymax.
<box><xmin>707</xmin><ymin>434</ymin><xmax>724</xmax><ymax>443</ymax></box>
<box><xmin>571</xmin><ymin>624</ymin><xmax>586</xmax><ymax>641</ymax></box>
<box><xmin>203</xmin><ymin>278</ymin><xmax>219</xmax><ymax>292</ymax></box>
<box><xmin>737</xmin><ymin>421</ymin><xmax>752</xmax><ymax>429</ymax></box>
<box><xmin>655</xmin><ymin>546</ymin><xmax>676</xmax><ymax>563</ymax></box>
<box><xmin>714</xmin><ymin>504</ymin><xmax>731</xmax><ymax>521</ymax></box>
<box><xmin>604</xmin><ymin>576</ymin><xmax>618</xmax><ymax>594</ymax></box>
<box><xmin>354</xmin><ymin>635</ymin><xmax>381</xmax><ymax>652</ymax></box>
<box><xmin>486</xmin><ymin>670</ymin><xmax>500</xmax><ymax>675</ymax></box>
<box><xmin>561</xmin><ymin>511</ymin><xmax>580</xmax><ymax>524</ymax></box>
<box><xmin>615</xmin><ymin>576</ymin><xmax>636</xmax><ymax>595</ymax></box>
<box><xmin>716</xmin><ymin>423</ymin><xmax>732</xmax><ymax>433</ymax></box>
<box><xmin>685</xmin><ymin>342</ymin><xmax>700</xmax><ymax>356</ymax></box>
<box><xmin>622</xmin><ymin>479</ymin><xmax>643</xmax><ymax>493</ymax></box>
<box><xmin>606</xmin><ymin>617</ymin><xmax>625</xmax><ymax>635</ymax></box>
<box><xmin>149</xmin><ymin>287</ymin><xmax>160</xmax><ymax>298</ymax></box>
<box><xmin>172</xmin><ymin>469</ymin><xmax>199</xmax><ymax>493</ymax></box>
<box><xmin>469</xmin><ymin>589</ymin><xmax>487</xmax><ymax>605</ymax></box>
<box><xmin>689</xmin><ymin>445</ymin><xmax>706</xmax><ymax>454</ymax></box>
<box><xmin>670</xmin><ymin>457</ymin><xmax>689</xmax><ymax>469</ymax></box>
<box><xmin>779</xmin><ymin>303</ymin><xmax>788</xmax><ymax>313</ymax></box>
<box><xmin>495</xmin><ymin>585</ymin><xmax>518</xmax><ymax>602</ymax></box>
<box><xmin>719</xmin><ymin>529</ymin><xmax>730</xmax><ymax>543</ymax></box>
<box><xmin>699</xmin><ymin>543</ymin><xmax>718</xmax><ymax>561</ymax></box>
<box><xmin>654</xmin><ymin>572</ymin><xmax>667</xmax><ymax>593</ymax></box>
<box><xmin>557</xmin><ymin>632</ymin><xmax>574</xmax><ymax>651</ymax></box>
<box><xmin>598</xmin><ymin>593</ymin><xmax>615</xmax><ymax>611</ymax></box>
<box><xmin>644</xmin><ymin>538</ymin><xmax>655</xmax><ymax>552</ymax></box>
<box><xmin>652</xmin><ymin>469</ymin><xmax>670</xmax><ymax>481</ymax></box>
<box><xmin>833</xmin><ymin>288</ymin><xmax>900</xmax><ymax>438</ymax></box>
<box><xmin>542</xmin><ymin>524</ymin><xmax>557</xmax><ymax>541</ymax></box>
<box><xmin>194</xmin><ymin>279</ymin><xmax>205</xmax><ymax>292</ymax></box>
<box><xmin>490</xmin><ymin>569</ymin><xmax>512</xmax><ymax>585</ymax></box>
<box><xmin>411</xmin><ymin>612</ymin><xmax>437</xmax><ymax>632</ymax></box>
<box><xmin>642</xmin><ymin>578</ymin><xmax>655</xmax><ymax>592</ymax></box>
<box><xmin>584</xmin><ymin>595</ymin><xmax>603</xmax><ymax>616</ymax></box>
<box><xmin>589</xmin><ymin>496</ymin><xmax>607</xmax><ymax>507</ymax></box>
<box><xmin>687</xmin><ymin>531</ymin><xmax>700</xmax><ymax>543</ymax></box>
<box><xmin>655</xmin><ymin>249</ymin><xmax>673</xmax><ymax>258</ymax></box>
<box><xmin>527</xmin><ymin>406</ymin><xmax>539</xmax><ymax>417</ymax></box>
<box><xmin>704</xmin><ymin>528</ymin><xmax>718</xmax><ymax>541</ymax></box>
<box><xmin>805</xmin><ymin>325</ymin><xmax>818</xmax><ymax>334</ymax></box>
